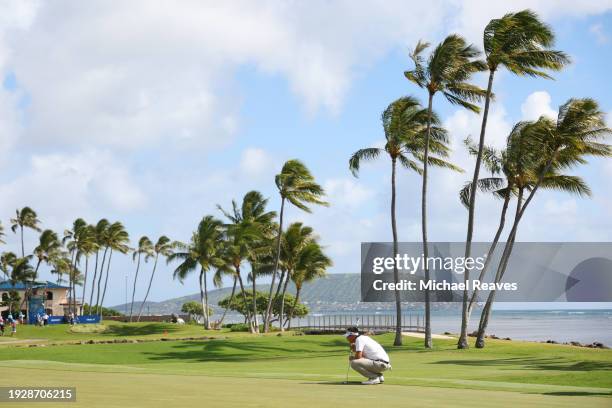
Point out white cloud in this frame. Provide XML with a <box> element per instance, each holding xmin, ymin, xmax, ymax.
<box><xmin>324</xmin><ymin>178</ymin><xmax>375</xmax><ymax>209</ymax></box>
<box><xmin>240</xmin><ymin>147</ymin><xmax>274</xmax><ymax>177</ymax></box>
<box><xmin>0</xmin><ymin>0</ymin><xmax>450</xmax><ymax>151</ymax></box>
<box><xmin>590</xmin><ymin>23</ymin><xmax>609</xmax><ymax>44</ymax></box>
<box><xmin>0</xmin><ymin>150</ymin><xmax>146</xmax><ymax>230</ymax></box>
<box><xmin>521</xmin><ymin>91</ymin><xmax>557</xmax><ymax>121</ymax></box>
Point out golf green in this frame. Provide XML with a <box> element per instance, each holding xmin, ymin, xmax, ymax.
<box><xmin>0</xmin><ymin>323</ymin><xmax>610</xmax><ymax>407</ymax></box>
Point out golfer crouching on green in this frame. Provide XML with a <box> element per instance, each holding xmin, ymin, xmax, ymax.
<box><xmin>345</xmin><ymin>326</ymin><xmax>391</xmax><ymax>385</ymax></box>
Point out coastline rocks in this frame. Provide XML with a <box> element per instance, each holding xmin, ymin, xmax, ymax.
<box><xmin>543</xmin><ymin>339</ymin><xmax>609</xmax><ymax>349</ymax></box>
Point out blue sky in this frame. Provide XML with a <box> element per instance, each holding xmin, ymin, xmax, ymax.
<box><xmin>0</xmin><ymin>1</ymin><xmax>611</xmax><ymax>307</ymax></box>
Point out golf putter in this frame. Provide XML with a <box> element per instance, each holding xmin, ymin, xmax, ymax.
<box><xmin>344</xmin><ymin>350</ymin><xmax>351</xmax><ymax>384</ymax></box>
<box><xmin>343</xmin><ymin>317</ymin><xmax>359</xmax><ymax>384</ymax></box>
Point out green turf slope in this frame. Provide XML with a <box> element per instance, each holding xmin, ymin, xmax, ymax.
<box><xmin>0</xmin><ymin>322</ymin><xmax>609</xmax><ymax>407</ymax></box>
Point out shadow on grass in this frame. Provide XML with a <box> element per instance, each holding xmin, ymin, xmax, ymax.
<box><xmin>544</xmin><ymin>391</ymin><xmax>612</xmax><ymax>397</ymax></box>
<box><xmin>142</xmin><ymin>338</ymin><xmax>347</xmax><ymax>363</ymax></box>
<box><xmin>103</xmin><ymin>323</ymin><xmax>181</xmax><ymax>337</ymax></box>
<box><xmin>307</xmin><ymin>381</ymin><xmax>362</xmax><ymax>386</ymax></box>
<box><xmin>433</xmin><ymin>357</ymin><xmax>612</xmax><ymax>371</ymax></box>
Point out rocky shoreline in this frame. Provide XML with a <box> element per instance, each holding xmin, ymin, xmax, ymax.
<box><xmin>449</xmin><ymin>331</ymin><xmax>610</xmax><ymax>349</ymax></box>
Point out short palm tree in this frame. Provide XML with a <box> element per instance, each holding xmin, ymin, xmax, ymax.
<box><xmin>129</xmin><ymin>236</ymin><xmax>154</xmax><ymax>322</ymax></box>
<box><xmin>276</xmin><ymin>222</ymin><xmax>316</xmax><ymax>331</ymax></box>
<box><xmin>10</xmin><ymin>207</ymin><xmax>42</xmax><ymax>257</ymax></box>
<box><xmin>219</xmin><ymin>191</ymin><xmax>276</xmax><ymax>332</ymax></box>
<box><xmin>458</xmin><ymin>9</ymin><xmax>570</xmax><ymax>349</ymax></box>
<box><xmin>0</xmin><ymin>252</ymin><xmax>35</xmax><ymax>313</ymax></box>
<box><xmin>405</xmin><ymin>34</ymin><xmax>486</xmax><ymax>348</ymax></box>
<box><xmin>287</xmin><ymin>240</ymin><xmax>331</xmax><ymax>328</ymax></box>
<box><xmin>263</xmin><ymin>160</ymin><xmax>327</xmax><ymax>333</ymax></box>
<box><xmin>475</xmin><ymin>98</ymin><xmax>611</xmax><ymax>348</ymax></box>
<box><xmin>349</xmin><ymin>96</ymin><xmax>460</xmax><ymax>346</ymax></box>
<box><xmin>168</xmin><ymin>216</ymin><xmax>224</xmax><ymax>329</ymax></box>
<box><xmin>28</xmin><ymin>229</ymin><xmax>63</xmax><ymax>315</ymax></box>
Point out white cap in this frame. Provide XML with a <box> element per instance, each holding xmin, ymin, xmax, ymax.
<box><xmin>344</xmin><ymin>330</ymin><xmax>359</xmax><ymax>338</ymax></box>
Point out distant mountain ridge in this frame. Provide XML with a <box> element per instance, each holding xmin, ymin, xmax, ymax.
<box><xmin>111</xmin><ymin>273</ymin><xmax>466</xmax><ymax>315</ymax></box>
<box><xmin>111</xmin><ymin>273</ymin><xmax>362</xmax><ymax>315</ymax></box>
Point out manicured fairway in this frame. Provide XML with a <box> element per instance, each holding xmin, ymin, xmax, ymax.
<box><xmin>0</xmin><ymin>322</ymin><xmax>610</xmax><ymax>407</ymax></box>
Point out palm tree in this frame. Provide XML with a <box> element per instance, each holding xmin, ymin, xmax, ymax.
<box><xmin>90</xmin><ymin>219</ymin><xmax>110</xmax><ymax>312</ymax></box>
<box><xmin>1</xmin><ymin>253</ymin><xmax>36</xmax><ymax>314</ymax></box>
<box><xmin>405</xmin><ymin>34</ymin><xmax>486</xmax><ymax>348</ymax></box>
<box><xmin>263</xmin><ymin>160</ymin><xmax>327</xmax><ymax>333</ymax></box>
<box><xmin>236</xmin><ymin>191</ymin><xmax>276</xmax><ymax>332</ymax></box>
<box><xmin>287</xmin><ymin>240</ymin><xmax>331</xmax><ymax>329</ymax></box>
<box><xmin>129</xmin><ymin>236</ymin><xmax>154</xmax><ymax>322</ymax></box>
<box><xmin>0</xmin><ymin>222</ymin><xmax>6</xmax><ymax>245</ymax></box>
<box><xmin>475</xmin><ymin>98</ymin><xmax>611</xmax><ymax>348</ymax></box>
<box><xmin>247</xmin><ymin>237</ymin><xmax>275</xmax><ymax>332</ymax></box>
<box><xmin>458</xmin><ymin>9</ymin><xmax>570</xmax><ymax>349</ymax></box>
<box><xmin>168</xmin><ymin>217</ymin><xmax>224</xmax><ymax>329</ymax></box>
<box><xmin>49</xmin><ymin>252</ymin><xmax>72</xmax><ymax>285</ymax></box>
<box><xmin>213</xmin><ymin>264</ymin><xmax>237</xmax><ymax>327</ymax></box>
<box><xmin>349</xmin><ymin>96</ymin><xmax>460</xmax><ymax>346</ymax></box>
<box><xmin>136</xmin><ymin>235</ymin><xmax>172</xmax><ymax>321</ymax></box>
<box><xmin>459</xmin><ymin>137</ymin><xmax>511</xmax><ymax>321</ymax></box>
<box><xmin>29</xmin><ymin>229</ymin><xmax>62</xmax><ymax>314</ymax></box>
<box><xmin>10</xmin><ymin>207</ymin><xmax>42</xmax><ymax>257</ymax></box>
<box><xmin>0</xmin><ymin>252</ymin><xmax>16</xmax><ymax>281</ymax></box>
<box><xmin>276</xmin><ymin>222</ymin><xmax>316</xmax><ymax>331</ymax></box>
<box><xmin>219</xmin><ymin>191</ymin><xmax>276</xmax><ymax>333</ymax></box>
<box><xmin>98</xmin><ymin>222</ymin><xmax>130</xmax><ymax>316</ymax></box>
<box><xmin>64</xmin><ymin>219</ymin><xmax>89</xmax><ymax>315</ymax></box>
<box><xmin>78</xmin><ymin>225</ymin><xmax>97</xmax><ymax>315</ymax></box>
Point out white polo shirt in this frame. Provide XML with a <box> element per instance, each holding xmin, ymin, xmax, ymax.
<box><xmin>354</xmin><ymin>335</ymin><xmax>390</xmax><ymax>362</ymax></box>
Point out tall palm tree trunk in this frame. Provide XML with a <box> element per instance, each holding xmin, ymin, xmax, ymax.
<box><xmin>251</xmin><ymin>269</ymin><xmax>259</xmax><ymax>333</ymax></box>
<box><xmin>287</xmin><ymin>286</ymin><xmax>301</xmax><ymax>330</ymax></box>
<box><xmin>129</xmin><ymin>253</ymin><xmax>142</xmax><ymax>322</ymax></box>
<box><xmin>99</xmin><ymin>249</ymin><xmax>113</xmax><ymax>317</ymax></box>
<box><xmin>390</xmin><ymin>158</ymin><xmax>402</xmax><ymax>346</ymax></box>
<box><xmin>235</xmin><ymin>267</ymin><xmax>254</xmax><ymax>333</ymax></box>
<box><xmin>199</xmin><ymin>268</ymin><xmax>211</xmax><ymax>329</ymax></box>
<box><xmin>264</xmin><ymin>197</ymin><xmax>285</xmax><ymax>332</ymax></box>
<box><xmin>94</xmin><ymin>247</ymin><xmax>109</xmax><ymax>312</ymax></box>
<box><xmin>459</xmin><ymin>69</ymin><xmax>496</xmax><ymax>349</ymax></box>
<box><xmin>218</xmin><ymin>276</ymin><xmax>237</xmax><ymax>326</ymax></box>
<box><xmin>476</xmin><ymin>188</ymin><xmax>524</xmax><ymax>348</ymax></box>
<box><xmin>20</xmin><ymin>225</ymin><xmax>25</xmax><ymax>257</ymax></box>
<box><xmin>274</xmin><ymin>270</ymin><xmax>286</xmax><ymax>300</ymax></box>
<box><xmin>422</xmin><ymin>92</ymin><xmax>434</xmax><ymax>349</ymax></box>
<box><xmin>88</xmin><ymin>251</ymin><xmax>99</xmax><ymax>312</ymax></box>
<box><xmin>279</xmin><ymin>270</ymin><xmax>291</xmax><ymax>332</ymax></box>
<box><xmin>137</xmin><ymin>253</ymin><xmax>159</xmax><ymax>322</ymax></box>
<box><xmin>80</xmin><ymin>256</ymin><xmax>89</xmax><ymax>315</ymax></box>
<box><xmin>466</xmin><ymin>193</ymin><xmax>510</xmax><ymax>317</ymax></box>
<box><xmin>69</xmin><ymin>249</ymin><xmax>77</xmax><ymax>316</ymax></box>
<box><xmin>476</xmin><ymin>155</ymin><xmax>554</xmax><ymax>347</ymax></box>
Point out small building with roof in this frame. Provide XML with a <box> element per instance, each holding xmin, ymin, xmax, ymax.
<box><xmin>0</xmin><ymin>280</ymin><xmax>78</xmax><ymax>321</ymax></box>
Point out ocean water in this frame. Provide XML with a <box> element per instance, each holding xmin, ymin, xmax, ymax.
<box><xmin>430</xmin><ymin>309</ymin><xmax>612</xmax><ymax>345</ymax></box>
<box><xmin>298</xmin><ymin>309</ymin><xmax>612</xmax><ymax>346</ymax></box>
<box><xmin>222</xmin><ymin>309</ymin><xmax>612</xmax><ymax>346</ymax></box>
